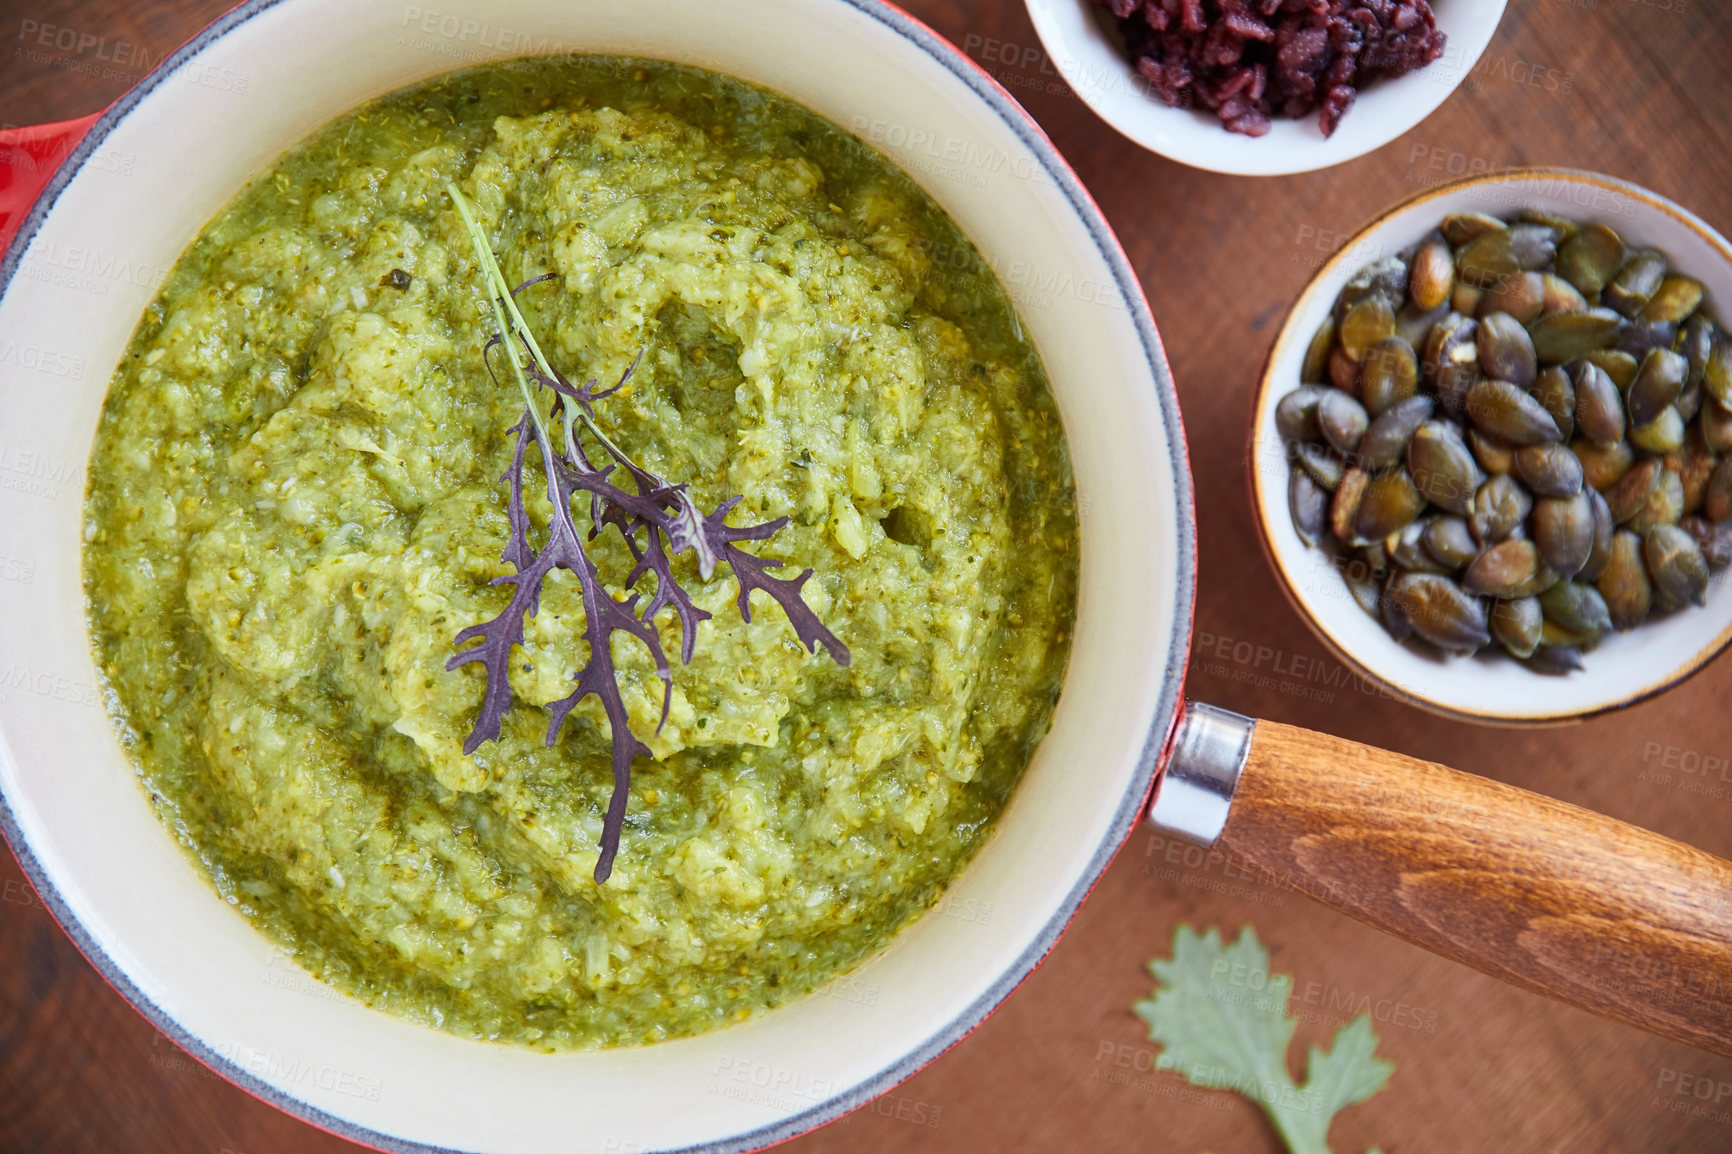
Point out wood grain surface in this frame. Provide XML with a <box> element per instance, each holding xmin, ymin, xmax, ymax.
<box><xmin>4</xmin><ymin>1</ymin><xmax>1732</xmax><ymax>1152</ymax></box>
<box><xmin>1220</xmin><ymin>720</ymin><xmax>1732</xmax><ymax>1058</ymax></box>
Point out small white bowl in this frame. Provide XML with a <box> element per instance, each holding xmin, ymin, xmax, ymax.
<box><xmin>1250</xmin><ymin>168</ymin><xmax>1732</xmax><ymax>724</ymax></box>
<box><xmin>1024</xmin><ymin>0</ymin><xmax>1508</xmax><ymax>176</ymax></box>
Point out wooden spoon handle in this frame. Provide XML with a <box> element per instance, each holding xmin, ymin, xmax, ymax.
<box><xmin>1212</xmin><ymin>717</ymin><xmax>1732</xmax><ymax>1057</ymax></box>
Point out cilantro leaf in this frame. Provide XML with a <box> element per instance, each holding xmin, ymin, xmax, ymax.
<box><xmin>1133</xmin><ymin>926</ymin><xmax>1394</xmax><ymax>1154</ymax></box>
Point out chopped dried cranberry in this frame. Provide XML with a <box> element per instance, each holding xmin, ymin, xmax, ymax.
<box><xmin>1092</xmin><ymin>0</ymin><xmax>1445</xmax><ymax>137</ymax></box>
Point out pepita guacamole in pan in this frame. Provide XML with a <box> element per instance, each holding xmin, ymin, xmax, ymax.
<box><xmin>83</xmin><ymin>56</ymin><xmax>1076</xmax><ymax>1049</ymax></box>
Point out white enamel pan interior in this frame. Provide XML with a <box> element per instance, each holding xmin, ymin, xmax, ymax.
<box><xmin>0</xmin><ymin>1</ymin><xmax>1195</xmax><ymax>1151</ymax></box>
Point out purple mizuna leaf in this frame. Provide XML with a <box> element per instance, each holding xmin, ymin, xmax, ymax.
<box><xmin>450</xmin><ymin>235</ymin><xmax>846</xmax><ymax>884</ymax></box>
<box><xmin>703</xmin><ymin>498</ymin><xmax>852</xmax><ymax>667</ymax></box>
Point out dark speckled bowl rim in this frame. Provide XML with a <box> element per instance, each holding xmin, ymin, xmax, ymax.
<box><xmin>0</xmin><ymin>1</ymin><xmax>1197</xmax><ymax>1151</ymax></box>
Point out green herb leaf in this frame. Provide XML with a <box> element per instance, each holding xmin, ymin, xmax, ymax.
<box><xmin>1133</xmin><ymin>926</ymin><xmax>1394</xmax><ymax>1154</ymax></box>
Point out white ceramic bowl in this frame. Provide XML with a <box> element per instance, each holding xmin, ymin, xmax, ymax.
<box><xmin>0</xmin><ymin>1</ymin><xmax>1194</xmax><ymax>1151</ymax></box>
<box><xmin>1250</xmin><ymin>168</ymin><xmax>1732</xmax><ymax>724</ymax></box>
<box><xmin>1024</xmin><ymin>0</ymin><xmax>1509</xmax><ymax>176</ymax></box>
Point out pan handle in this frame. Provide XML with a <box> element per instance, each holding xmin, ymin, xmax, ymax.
<box><xmin>1150</xmin><ymin>701</ymin><xmax>1732</xmax><ymax>1058</ymax></box>
<box><xmin>0</xmin><ymin>113</ymin><xmax>102</xmax><ymax>253</ymax></box>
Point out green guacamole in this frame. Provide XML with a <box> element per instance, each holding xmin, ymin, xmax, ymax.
<box><xmin>83</xmin><ymin>56</ymin><xmax>1076</xmax><ymax>1049</ymax></box>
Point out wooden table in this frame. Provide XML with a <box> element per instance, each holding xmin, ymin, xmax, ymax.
<box><xmin>5</xmin><ymin>1</ymin><xmax>1732</xmax><ymax>1151</ymax></box>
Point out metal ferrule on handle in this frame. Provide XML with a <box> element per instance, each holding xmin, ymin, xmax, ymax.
<box><xmin>1146</xmin><ymin>701</ymin><xmax>1253</xmax><ymax>847</ymax></box>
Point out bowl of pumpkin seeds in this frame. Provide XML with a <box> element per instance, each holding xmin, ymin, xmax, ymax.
<box><xmin>1252</xmin><ymin>168</ymin><xmax>1732</xmax><ymax>723</ymax></box>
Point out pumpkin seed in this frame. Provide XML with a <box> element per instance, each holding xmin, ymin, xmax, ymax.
<box><xmin>1327</xmin><ymin>344</ymin><xmax>1360</xmax><ymax>393</ymax></box>
<box><xmin>1532</xmin><ymin>491</ymin><xmax>1595</xmax><ymax>578</ymax></box>
<box><xmin>1389</xmin><ymin>519</ymin><xmax>1450</xmax><ymax>575</ymax></box>
<box><xmin>1539</xmin><ymin>273</ymin><xmax>1587</xmax><ymax>316</ymax></box>
<box><xmin>1629</xmin><ymin>406</ymin><xmax>1685</xmax><ymax>455</ymax></box>
<box><xmin>1603</xmin><ymin>249</ymin><xmax>1667</xmax><ymax>318</ymax></box>
<box><xmin>1704</xmin><ymin>330</ymin><xmax>1732</xmax><ymax>410</ymax></box>
<box><xmin>1585</xmin><ymin>348</ymin><xmax>1640</xmax><ymax>390</ymax></box>
<box><xmin>1359</xmin><ymin>337</ymin><xmax>1420</xmax><ymax>416</ymax></box>
<box><xmin>1340</xmin><ymin>299</ymin><xmax>1396</xmax><ymax>362</ymax></box>
<box><xmin>1464</xmin><ymin>539</ymin><xmax>1542</xmax><ymax>597</ymax></box>
<box><xmin>1357</xmin><ymin>394</ymin><xmax>1434</xmax><ymax>471</ymax></box>
<box><xmin>1514</xmin><ymin>208</ymin><xmax>1580</xmax><ymax>242</ymax></box>
<box><xmin>1490</xmin><ymin>595</ymin><xmax>1544</xmax><ymax>659</ymax></box>
<box><xmin>1596</xmin><ymin>530</ymin><xmax>1652</xmax><ymax>629</ymax></box>
<box><xmin>1388</xmin><ymin>573</ymin><xmax>1490</xmax><ymax>651</ymax></box>
<box><xmin>1539</xmin><ymin>580</ymin><xmax>1613</xmax><ymax>637</ymax></box>
<box><xmin>1529</xmin><ymin>307</ymin><xmax>1627</xmax><ymax>364</ymax></box>
<box><xmin>1530</xmin><ymin>366</ymin><xmax>1575</xmax><ymax>442</ymax></box>
<box><xmin>1556</xmin><ymin>223</ymin><xmax>1625</xmax><ymax>296</ymax></box>
<box><xmin>1296</xmin><ymin>441</ymin><xmax>1345</xmax><ymax>490</ymax></box>
<box><xmin>1514</xmin><ymin>444</ymin><xmax>1585</xmax><ymax>497</ymax></box>
<box><xmin>1469</xmin><ymin>428</ymin><xmax>1515</xmax><ymax>475</ymax></box>
<box><xmin>1355</xmin><ymin>468</ymin><xmax>1427</xmax><ymax>541</ymax></box>
<box><xmin>1423</xmin><ymin>313</ymin><xmax>1480</xmax><ymax>411</ymax></box>
<box><xmin>1606</xmin><ymin>458</ymin><xmax>1663</xmax><ymax>524</ymax></box>
<box><xmin>1641</xmin><ymin>277</ymin><xmax>1704</xmax><ymax>325</ymax></box>
<box><xmin>1702</xmin><ymin>399</ymin><xmax>1732</xmax><ymax>454</ymax></box>
<box><xmin>1509</xmin><ymin>223</ymin><xmax>1560</xmax><ymax>271</ymax></box>
<box><xmin>1706</xmin><ymin>457</ymin><xmax>1732</xmax><ymax>523</ymax></box>
<box><xmin>1644</xmin><ymin>524</ymin><xmax>1709</xmax><ymax>608</ymax></box>
<box><xmin>1470</xmin><ymin>475</ymin><xmax>1532</xmax><ymax>545</ymax></box>
<box><xmin>1441</xmin><ymin>212</ymin><xmax>1507</xmax><ymax>247</ymax></box>
<box><xmin>1423</xmin><ymin>515</ymin><xmax>1478</xmax><ymax>570</ymax></box>
<box><xmin>1579</xmin><ymin>488</ymin><xmax>1616</xmax><ymax>582</ymax></box>
<box><xmin>1276</xmin><ymin>384</ymin><xmax>1327</xmax><ymax>443</ymax></box>
<box><xmin>1478</xmin><ymin>270</ymin><xmax>1545</xmax><ymax>325</ymax></box>
<box><xmin>1573</xmin><ymin>437</ymin><xmax>1634</xmax><ymax>491</ymax></box>
<box><xmin>1337</xmin><ymin>257</ymin><xmax>1410</xmax><ymax>321</ymax></box>
<box><xmin>1457</xmin><ymin>229</ymin><xmax>1519</xmax><ymax>288</ymax></box>
<box><xmin>1465</xmin><ymin>379</ymin><xmax>1562</xmax><ymax>445</ymax></box>
<box><xmin>1616</xmin><ymin>318</ymin><xmax>1679</xmax><ymax>360</ymax></box>
<box><xmin>1409</xmin><ymin>232</ymin><xmax>1454</xmax><ymax>311</ymax></box>
<box><xmin>1625</xmin><ymin>468</ymin><xmax>1684</xmax><ymax>535</ymax></box>
<box><xmin>1477</xmin><ymin>311</ymin><xmax>1538</xmax><ymax>387</ymax></box>
<box><xmin>1571</xmin><ymin>361</ymin><xmax>1624</xmax><ymax>445</ymax></box>
<box><xmin>1301</xmin><ymin>317</ymin><xmax>1336</xmax><ymax>383</ymax></box>
<box><xmin>1523</xmin><ymin>645</ymin><xmax>1585</xmax><ymax>674</ymax></box>
<box><xmin>1627</xmin><ymin>348</ymin><xmax>1687</xmax><ymax>429</ymax></box>
<box><xmin>1319</xmin><ymin>389</ymin><xmax>1370</xmax><ymax>456</ymax></box>
<box><xmin>1408</xmin><ymin>421</ymin><xmax>1484</xmax><ymax>515</ymax></box>
<box><xmin>1681</xmin><ymin>514</ymin><xmax>1732</xmax><ymax>570</ymax></box>
<box><xmin>1670</xmin><ymin>438</ymin><xmax>1718</xmax><ymax>515</ymax></box>
<box><xmin>1331</xmin><ymin>467</ymin><xmax>1370</xmax><ymax>543</ymax></box>
<box><xmin>1290</xmin><ymin>470</ymin><xmax>1327</xmax><ymax>547</ymax></box>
